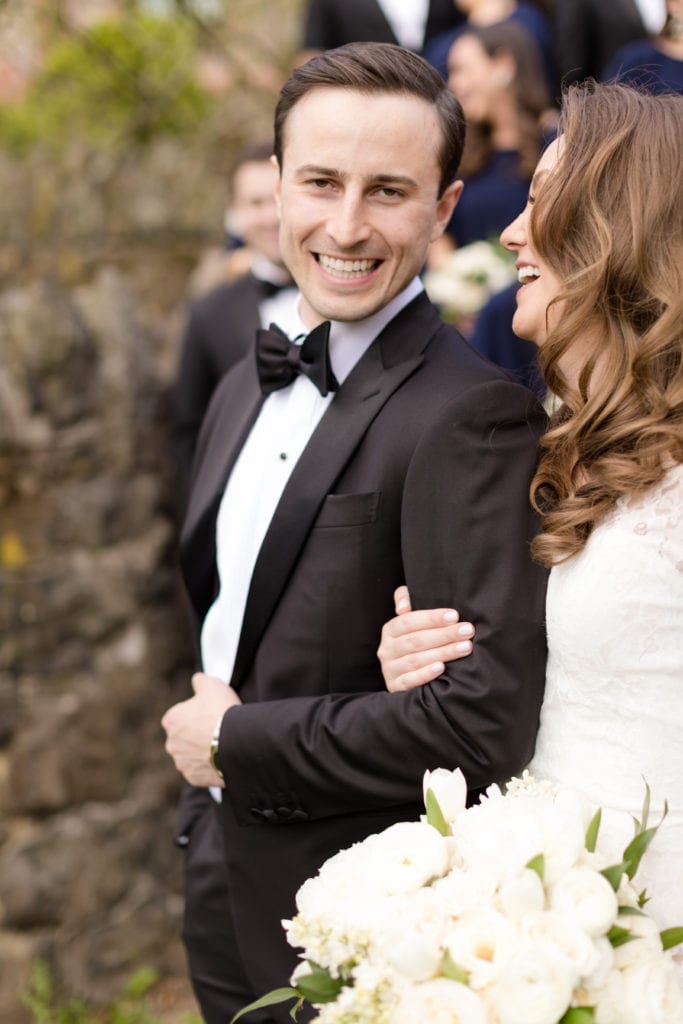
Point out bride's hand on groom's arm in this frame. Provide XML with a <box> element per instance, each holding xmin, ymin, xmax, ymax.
<box><xmin>377</xmin><ymin>586</ymin><xmax>475</xmax><ymax>693</ymax></box>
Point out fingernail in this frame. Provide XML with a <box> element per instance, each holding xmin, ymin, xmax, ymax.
<box><xmin>443</xmin><ymin>611</ymin><xmax>459</xmax><ymax>622</ymax></box>
<box><xmin>456</xmin><ymin>640</ymin><xmax>472</xmax><ymax>653</ymax></box>
<box><xmin>397</xmin><ymin>598</ymin><xmax>410</xmax><ymax>611</ymax></box>
<box><xmin>457</xmin><ymin>623</ymin><xmax>473</xmax><ymax>637</ymax></box>
<box><xmin>430</xmin><ymin>662</ymin><xmax>445</xmax><ymax>674</ymax></box>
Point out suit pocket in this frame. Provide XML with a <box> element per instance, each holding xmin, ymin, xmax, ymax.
<box><xmin>314</xmin><ymin>491</ymin><xmax>381</xmax><ymax>528</ymax></box>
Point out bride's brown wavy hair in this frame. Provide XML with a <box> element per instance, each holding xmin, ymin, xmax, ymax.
<box><xmin>528</xmin><ymin>82</ymin><xmax>683</xmax><ymax>566</ymax></box>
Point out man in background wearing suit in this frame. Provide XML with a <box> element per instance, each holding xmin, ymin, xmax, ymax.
<box><xmin>173</xmin><ymin>140</ymin><xmax>294</xmax><ymax>503</ymax></box>
<box><xmin>299</xmin><ymin>0</ymin><xmax>464</xmax><ymax>60</ymax></box>
<box><xmin>162</xmin><ymin>42</ymin><xmax>548</xmax><ymax>1024</ymax></box>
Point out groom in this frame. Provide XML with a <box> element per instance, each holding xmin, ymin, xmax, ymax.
<box><xmin>162</xmin><ymin>42</ymin><xmax>548</xmax><ymax>1024</ymax></box>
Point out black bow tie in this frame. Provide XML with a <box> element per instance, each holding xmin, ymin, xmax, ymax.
<box><xmin>256</xmin><ymin>321</ymin><xmax>338</xmax><ymax>397</ymax></box>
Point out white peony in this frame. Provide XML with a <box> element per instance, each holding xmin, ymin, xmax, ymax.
<box><xmin>548</xmin><ymin>865</ymin><xmax>619</xmax><ymax>937</ymax></box>
<box><xmin>391</xmin><ymin>977</ymin><xmax>487</xmax><ymax>1024</ymax></box>
<box><xmin>617</xmin><ymin>955</ymin><xmax>683</xmax><ymax>1024</ymax></box>
<box><xmin>492</xmin><ymin>940</ymin><xmax>576</xmax><ymax>1024</ymax></box>
<box><xmin>433</xmin><ymin>864</ymin><xmax>497</xmax><ymax>918</ymax></box>
<box><xmin>520</xmin><ymin>909</ymin><xmax>600</xmax><ymax>979</ymax></box>
<box><xmin>423</xmin><ymin>767</ymin><xmax>467</xmax><ymax>828</ymax></box>
<box><xmin>365</xmin><ymin>821</ymin><xmax>449</xmax><ymax>895</ymax></box>
<box><xmin>611</xmin><ymin>912</ymin><xmax>666</xmax><ymax>969</ymax></box>
<box><xmin>369</xmin><ymin>888</ymin><xmax>447</xmax><ymax>982</ymax></box>
<box><xmin>498</xmin><ymin>868</ymin><xmax>546</xmax><ymax>922</ymax></box>
<box><xmin>444</xmin><ymin>909</ymin><xmax>518</xmax><ymax>990</ymax></box>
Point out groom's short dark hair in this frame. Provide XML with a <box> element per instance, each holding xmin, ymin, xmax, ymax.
<box><xmin>274</xmin><ymin>42</ymin><xmax>466</xmax><ymax>198</ymax></box>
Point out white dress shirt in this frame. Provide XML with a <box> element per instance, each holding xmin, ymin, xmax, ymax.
<box><xmin>200</xmin><ymin>276</ymin><xmax>424</xmax><ymax>686</ymax></box>
<box><xmin>376</xmin><ymin>0</ymin><xmax>430</xmax><ymax>51</ymax></box>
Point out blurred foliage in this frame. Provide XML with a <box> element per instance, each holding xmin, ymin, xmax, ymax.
<box><xmin>23</xmin><ymin>961</ymin><xmax>203</xmax><ymax>1024</ymax></box>
<box><xmin>0</xmin><ymin>10</ymin><xmax>212</xmax><ymax>153</ymax></box>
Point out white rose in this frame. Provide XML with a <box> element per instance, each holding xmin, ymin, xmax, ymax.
<box><xmin>549</xmin><ymin>865</ymin><xmax>618</xmax><ymax>937</ymax></box>
<box><xmin>521</xmin><ymin>910</ymin><xmax>600</xmax><ymax>980</ymax></box>
<box><xmin>423</xmin><ymin>768</ymin><xmax>468</xmax><ymax>827</ymax></box>
<box><xmin>492</xmin><ymin>940</ymin><xmax>575</xmax><ymax>1024</ymax></box>
<box><xmin>444</xmin><ymin>909</ymin><xmax>518</xmax><ymax>990</ymax></box>
<box><xmin>618</xmin><ymin>956</ymin><xmax>683</xmax><ymax>1024</ymax></box>
<box><xmin>498</xmin><ymin>869</ymin><xmax>545</xmax><ymax>922</ymax></box>
<box><xmin>391</xmin><ymin>977</ymin><xmax>487</xmax><ymax>1024</ymax></box>
<box><xmin>367</xmin><ymin>821</ymin><xmax>449</xmax><ymax>895</ymax></box>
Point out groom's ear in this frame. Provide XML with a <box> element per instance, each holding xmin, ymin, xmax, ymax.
<box><xmin>431</xmin><ymin>180</ymin><xmax>463</xmax><ymax>242</ymax></box>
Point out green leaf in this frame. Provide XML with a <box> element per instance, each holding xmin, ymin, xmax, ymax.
<box><xmin>425</xmin><ymin>787</ymin><xmax>450</xmax><ymax>836</ymax></box>
<box><xmin>637</xmin><ymin>887</ymin><xmax>651</xmax><ymax>908</ymax></box>
<box><xmin>559</xmin><ymin>1008</ymin><xmax>596</xmax><ymax>1024</ymax></box>
<box><xmin>442</xmin><ymin>950</ymin><xmax>469</xmax><ymax>984</ymax></box>
<box><xmin>617</xmin><ymin>905</ymin><xmax>646</xmax><ymax>917</ymax></box>
<box><xmin>660</xmin><ymin>927</ymin><xmax>683</xmax><ymax>951</ymax></box>
<box><xmin>230</xmin><ymin>987</ymin><xmax>301</xmax><ymax>1024</ymax></box>
<box><xmin>295</xmin><ymin>965</ymin><xmax>344</xmax><ymax>1004</ymax></box>
<box><xmin>638</xmin><ymin>781</ymin><xmax>651</xmax><ymax>833</ymax></box>
<box><xmin>585</xmin><ymin>808</ymin><xmax>601</xmax><ymax>853</ymax></box>
<box><xmin>622</xmin><ymin>824</ymin><xmax>659</xmax><ymax>880</ymax></box>
<box><xmin>607</xmin><ymin>925</ymin><xmax>636</xmax><ymax>948</ymax></box>
<box><xmin>601</xmin><ymin>862</ymin><xmax>627</xmax><ymax>891</ymax></box>
<box><xmin>526</xmin><ymin>853</ymin><xmax>545</xmax><ymax>881</ymax></box>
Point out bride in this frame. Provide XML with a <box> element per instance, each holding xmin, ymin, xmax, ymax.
<box><xmin>377</xmin><ymin>82</ymin><xmax>682</xmax><ymax>965</ymax></box>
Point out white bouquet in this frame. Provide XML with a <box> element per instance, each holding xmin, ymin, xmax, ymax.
<box><xmin>423</xmin><ymin>240</ymin><xmax>517</xmax><ymax>322</ymax></box>
<box><xmin>233</xmin><ymin>770</ymin><xmax>683</xmax><ymax>1024</ymax></box>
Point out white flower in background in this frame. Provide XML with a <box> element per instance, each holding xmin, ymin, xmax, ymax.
<box><xmin>392</xmin><ymin>977</ymin><xmax>488</xmax><ymax>1024</ymax></box>
<box><xmin>492</xmin><ymin>940</ymin><xmax>576</xmax><ymax>1024</ymax></box>
<box><xmin>498</xmin><ymin>868</ymin><xmax>545</xmax><ymax>922</ymax></box>
<box><xmin>423</xmin><ymin>240</ymin><xmax>517</xmax><ymax>320</ymax></box>
<box><xmin>444</xmin><ymin>908</ymin><xmax>518</xmax><ymax>990</ymax></box>
<box><xmin>423</xmin><ymin>767</ymin><xmax>467</xmax><ymax>827</ymax></box>
<box><xmin>549</xmin><ymin>865</ymin><xmax>619</xmax><ymax>937</ymax></box>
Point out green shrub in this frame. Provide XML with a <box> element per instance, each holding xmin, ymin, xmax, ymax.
<box><xmin>0</xmin><ymin>12</ymin><xmax>212</xmax><ymax>154</ymax></box>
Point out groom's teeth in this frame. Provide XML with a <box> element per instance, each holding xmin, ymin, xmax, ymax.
<box><xmin>518</xmin><ymin>266</ymin><xmax>540</xmax><ymax>284</ymax></box>
<box><xmin>318</xmin><ymin>255</ymin><xmax>377</xmax><ymax>277</ymax></box>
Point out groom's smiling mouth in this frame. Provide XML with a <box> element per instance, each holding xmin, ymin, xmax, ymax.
<box><xmin>316</xmin><ymin>254</ymin><xmax>381</xmax><ymax>279</ymax></box>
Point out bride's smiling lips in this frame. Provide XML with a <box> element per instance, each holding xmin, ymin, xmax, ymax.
<box><xmin>516</xmin><ymin>261</ymin><xmax>541</xmax><ymax>287</ymax></box>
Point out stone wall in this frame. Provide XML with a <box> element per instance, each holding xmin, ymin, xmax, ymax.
<box><xmin>0</xmin><ymin>267</ymin><xmax>197</xmax><ymax>1020</ymax></box>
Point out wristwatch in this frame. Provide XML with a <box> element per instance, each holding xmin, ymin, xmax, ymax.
<box><xmin>209</xmin><ymin>716</ymin><xmax>224</xmax><ymax>781</ymax></box>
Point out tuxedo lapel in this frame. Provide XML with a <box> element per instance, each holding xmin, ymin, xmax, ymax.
<box><xmin>231</xmin><ymin>293</ymin><xmax>443</xmax><ymax>687</ymax></box>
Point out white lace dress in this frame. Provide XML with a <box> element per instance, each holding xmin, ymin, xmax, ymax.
<box><xmin>529</xmin><ymin>463</ymin><xmax>683</xmax><ymax>945</ymax></box>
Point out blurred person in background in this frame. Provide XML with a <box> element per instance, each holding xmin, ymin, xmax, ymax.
<box><xmin>603</xmin><ymin>0</ymin><xmax>683</xmax><ymax>94</ymax></box>
<box><xmin>297</xmin><ymin>0</ymin><xmax>464</xmax><ymax>63</ymax></box>
<box><xmin>423</xmin><ymin>0</ymin><xmax>556</xmax><ymax>95</ymax></box>
<box><xmin>434</xmin><ymin>20</ymin><xmax>551</xmax><ymax>260</ymax></box>
<box><xmin>426</xmin><ymin>21</ymin><xmax>550</xmax><ymax>393</ymax></box>
<box><xmin>172</xmin><ymin>140</ymin><xmax>294</xmax><ymax>509</ymax></box>
<box><xmin>552</xmin><ymin>0</ymin><xmax>667</xmax><ymax>87</ymax></box>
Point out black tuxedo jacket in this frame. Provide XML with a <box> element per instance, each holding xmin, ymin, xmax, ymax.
<box><xmin>179</xmin><ymin>292</ymin><xmax>548</xmax><ymax>999</ymax></box>
<box><xmin>553</xmin><ymin>0</ymin><xmax>647</xmax><ymax>85</ymax></box>
<box><xmin>302</xmin><ymin>0</ymin><xmax>464</xmax><ymax>52</ymax></box>
<box><xmin>173</xmin><ymin>273</ymin><xmax>267</xmax><ymax>505</ymax></box>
